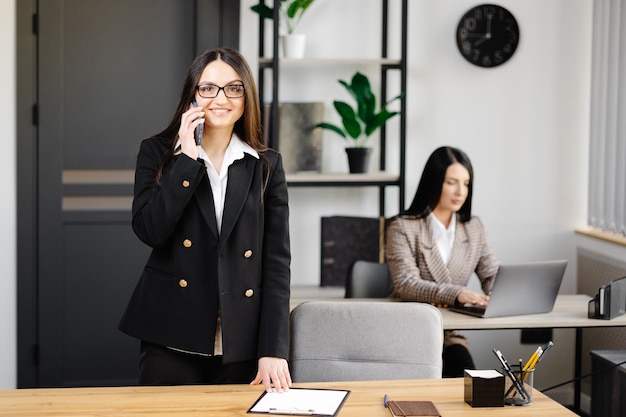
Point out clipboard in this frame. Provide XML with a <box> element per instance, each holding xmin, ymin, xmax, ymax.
<box><xmin>248</xmin><ymin>387</ymin><xmax>350</xmax><ymax>416</ymax></box>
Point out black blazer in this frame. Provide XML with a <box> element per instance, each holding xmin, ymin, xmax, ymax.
<box><xmin>119</xmin><ymin>137</ymin><xmax>291</xmax><ymax>364</ymax></box>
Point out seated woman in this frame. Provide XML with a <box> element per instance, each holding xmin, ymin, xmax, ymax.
<box><xmin>385</xmin><ymin>146</ymin><xmax>499</xmax><ymax>377</ymax></box>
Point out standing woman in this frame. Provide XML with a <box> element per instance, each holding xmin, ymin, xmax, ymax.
<box><xmin>119</xmin><ymin>47</ymin><xmax>291</xmax><ymax>392</ymax></box>
<box><xmin>385</xmin><ymin>146</ymin><xmax>499</xmax><ymax>377</ymax></box>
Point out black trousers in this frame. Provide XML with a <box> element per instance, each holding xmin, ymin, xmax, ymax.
<box><xmin>442</xmin><ymin>344</ymin><xmax>476</xmax><ymax>378</ymax></box>
<box><xmin>139</xmin><ymin>341</ymin><xmax>257</xmax><ymax>385</ymax></box>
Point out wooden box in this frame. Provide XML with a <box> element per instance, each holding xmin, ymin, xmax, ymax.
<box><xmin>464</xmin><ymin>370</ymin><xmax>505</xmax><ymax>407</ymax></box>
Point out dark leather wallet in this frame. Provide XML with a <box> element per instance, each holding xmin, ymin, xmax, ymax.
<box><xmin>386</xmin><ymin>400</ymin><xmax>441</xmax><ymax>417</ymax></box>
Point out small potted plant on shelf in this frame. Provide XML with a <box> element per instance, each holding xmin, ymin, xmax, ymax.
<box><xmin>251</xmin><ymin>0</ymin><xmax>315</xmax><ymax>58</ymax></box>
<box><xmin>315</xmin><ymin>71</ymin><xmax>403</xmax><ymax>173</ymax></box>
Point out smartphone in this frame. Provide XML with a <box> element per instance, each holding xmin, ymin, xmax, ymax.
<box><xmin>192</xmin><ymin>100</ymin><xmax>203</xmax><ymax>146</ymax></box>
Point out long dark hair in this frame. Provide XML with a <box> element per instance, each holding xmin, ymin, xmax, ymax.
<box><xmin>403</xmin><ymin>146</ymin><xmax>474</xmax><ymax>222</ymax></box>
<box><xmin>155</xmin><ymin>47</ymin><xmax>266</xmax><ymax>183</ymax></box>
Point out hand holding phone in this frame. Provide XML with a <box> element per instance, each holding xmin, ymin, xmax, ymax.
<box><xmin>192</xmin><ymin>100</ymin><xmax>204</xmax><ymax>146</ymax></box>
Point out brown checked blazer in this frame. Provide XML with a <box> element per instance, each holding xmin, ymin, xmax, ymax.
<box><xmin>385</xmin><ymin>214</ymin><xmax>499</xmax><ymax>306</ymax></box>
<box><xmin>119</xmin><ymin>136</ymin><xmax>291</xmax><ymax>364</ymax></box>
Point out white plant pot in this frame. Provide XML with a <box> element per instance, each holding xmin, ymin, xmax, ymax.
<box><xmin>281</xmin><ymin>34</ymin><xmax>306</xmax><ymax>58</ymax></box>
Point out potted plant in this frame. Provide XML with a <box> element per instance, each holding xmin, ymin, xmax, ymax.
<box><xmin>251</xmin><ymin>0</ymin><xmax>315</xmax><ymax>58</ymax></box>
<box><xmin>315</xmin><ymin>71</ymin><xmax>403</xmax><ymax>173</ymax></box>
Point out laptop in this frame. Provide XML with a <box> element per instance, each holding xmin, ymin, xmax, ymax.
<box><xmin>448</xmin><ymin>260</ymin><xmax>567</xmax><ymax>318</ymax></box>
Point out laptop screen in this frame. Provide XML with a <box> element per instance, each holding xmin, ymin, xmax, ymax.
<box><xmin>450</xmin><ymin>260</ymin><xmax>567</xmax><ymax>318</ymax></box>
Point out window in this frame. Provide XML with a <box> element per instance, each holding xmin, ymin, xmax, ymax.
<box><xmin>588</xmin><ymin>0</ymin><xmax>626</xmax><ymax>236</ymax></box>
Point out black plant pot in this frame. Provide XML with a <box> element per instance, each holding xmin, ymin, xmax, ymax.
<box><xmin>345</xmin><ymin>147</ymin><xmax>372</xmax><ymax>173</ymax></box>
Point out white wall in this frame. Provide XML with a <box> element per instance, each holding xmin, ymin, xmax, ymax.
<box><xmin>0</xmin><ymin>0</ymin><xmax>17</xmax><ymax>389</ymax></box>
<box><xmin>0</xmin><ymin>0</ymin><xmax>592</xmax><ymax>394</ymax></box>
<box><xmin>241</xmin><ymin>0</ymin><xmax>592</xmax><ymax>403</ymax></box>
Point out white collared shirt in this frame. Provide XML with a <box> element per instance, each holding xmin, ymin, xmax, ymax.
<box><xmin>176</xmin><ymin>135</ymin><xmax>259</xmax><ymax>233</ymax></box>
<box><xmin>199</xmin><ymin>136</ymin><xmax>259</xmax><ymax>233</ymax></box>
<box><xmin>429</xmin><ymin>212</ymin><xmax>456</xmax><ymax>266</ymax></box>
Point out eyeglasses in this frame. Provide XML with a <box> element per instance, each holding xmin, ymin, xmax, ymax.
<box><xmin>196</xmin><ymin>83</ymin><xmax>245</xmax><ymax>98</ymax></box>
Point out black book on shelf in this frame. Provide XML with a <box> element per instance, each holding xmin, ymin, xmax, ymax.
<box><xmin>320</xmin><ymin>216</ymin><xmax>385</xmax><ymax>287</ymax></box>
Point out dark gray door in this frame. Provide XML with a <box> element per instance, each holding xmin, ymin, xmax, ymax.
<box><xmin>17</xmin><ymin>0</ymin><xmax>239</xmax><ymax>388</ymax></box>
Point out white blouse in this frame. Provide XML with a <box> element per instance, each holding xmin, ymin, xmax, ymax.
<box><xmin>428</xmin><ymin>212</ymin><xmax>456</xmax><ymax>266</ymax></box>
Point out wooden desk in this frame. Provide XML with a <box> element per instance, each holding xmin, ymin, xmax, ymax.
<box><xmin>291</xmin><ymin>290</ymin><xmax>626</xmax><ymax>411</ymax></box>
<box><xmin>0</xmin><ymin>378</ymin><xmax>577</xmax><ymax>416</ymax></box>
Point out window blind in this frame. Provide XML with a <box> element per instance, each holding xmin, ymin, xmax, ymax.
<box><xmin>589</xmin><ymin>0</ymin><xmax>626</xmax><ymax>235</ymax></box>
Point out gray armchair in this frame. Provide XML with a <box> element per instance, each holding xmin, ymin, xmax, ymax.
<box><xmin>289</xmin><ymin>301</ymin><xmax>443</xmax><ymax>382</ymax></box>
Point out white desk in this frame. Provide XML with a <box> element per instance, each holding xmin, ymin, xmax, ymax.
<box><xmin>438</xmin><ymin>294</ymin><xmax>624</xmax><ymax>330</ymax></box>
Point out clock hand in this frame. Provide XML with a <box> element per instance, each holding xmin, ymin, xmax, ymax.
<box><xmin>473</xmin><ymin>15</ymin><xmax>494</xmax><ymax>46</ymax></box>
<box><xmin>473</xmin><ymin>35</ymin><xmax>488</xmax><ymax>46</ymax></box>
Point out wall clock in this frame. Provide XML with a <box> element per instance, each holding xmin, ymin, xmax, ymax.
<box><xmin>456</xmin><ymin>4</ymin><xmax>520</xmax><ymax>68</ymax></box>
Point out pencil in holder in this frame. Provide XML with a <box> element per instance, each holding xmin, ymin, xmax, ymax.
<box><xmin>503</xmin><ymin>366</ymin><xmax>534</xmax><ymax>406</ymax></box>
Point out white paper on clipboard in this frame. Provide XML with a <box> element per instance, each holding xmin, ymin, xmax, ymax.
<box><xmin>248</xmin><ymin>388</ymin><xmax>350</xmax><ymax>416</ymax></box>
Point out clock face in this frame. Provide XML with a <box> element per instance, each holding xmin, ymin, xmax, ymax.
<box><xmin>456</xmin><ymin>4</ymin><xmax>520</xmax><ymax>68</ymax></box>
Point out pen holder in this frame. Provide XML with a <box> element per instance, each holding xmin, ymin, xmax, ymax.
<box><xmin>503</xmin><ymin>366</ymin><xmax>534</xmax><ymax>406</ymax></box>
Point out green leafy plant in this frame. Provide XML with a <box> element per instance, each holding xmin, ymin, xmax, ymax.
<box><xmin>250</xmin><ymin>0</ymin><xmax>315</xmax><ymax>35</ymax></box>
<box><xmin>315</xmin><ymin>72</ymin><xmax>403</xmax><ymax>148</ymax></box>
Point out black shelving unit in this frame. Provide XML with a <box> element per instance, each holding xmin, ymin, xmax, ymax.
<box><xmin>257</xmin><ymin>0</ymin><xmax>407</xmax><ymax>216</ymax></box>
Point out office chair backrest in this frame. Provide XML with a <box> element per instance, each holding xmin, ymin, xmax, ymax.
<box><xmin>345</xmin><ymin>260</ymin><xmax>392</xmax><ymax>298</ymax></box>
<box><xmin>289</xmin><ymin>301</ymin><xmax>443</xmax><ymax>382</ymax></box>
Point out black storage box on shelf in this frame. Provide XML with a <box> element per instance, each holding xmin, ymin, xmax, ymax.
<box><xmin>320</xmin><ymin>216</ymin><xmax>385</xmax><ymax>287</ymax></box>
<box><xmin>590</xmin><ymin>350</ymin><xmax>626</xmax><ymax>417</ymax></box>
